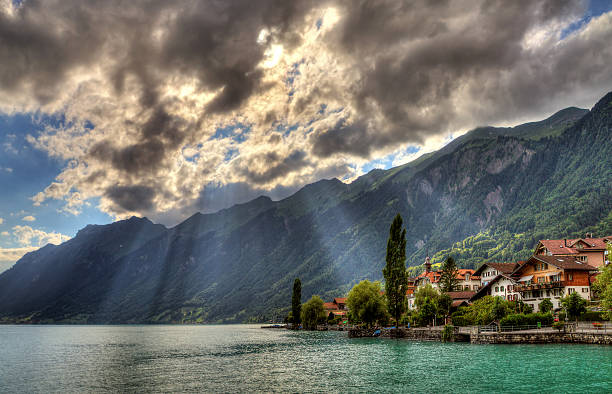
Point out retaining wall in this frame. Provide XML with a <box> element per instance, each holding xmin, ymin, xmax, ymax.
<box><xmin>470</xmin><ymin>332</ymin><xmax>612</xmax><ymax>345</ymax></box>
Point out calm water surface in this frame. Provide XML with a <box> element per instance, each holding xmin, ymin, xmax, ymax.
<box><xmin>0</xmin><ymin>325</ymin><xmax>610</xmax><ymax>393</ymax></box>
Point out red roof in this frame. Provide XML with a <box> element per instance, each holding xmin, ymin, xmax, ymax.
<box><xmin>537</xmin><ymin>237</ymin><xmax>611</xmax><ymax>255</ymax></box>
<box><xmin>334</xmin><ymin>297</ymin><xmax>347</xmax><ymax>305</ymax></box>
<box><xmin>323</xmin><ymin>302</ymin><xmax>337</xmax><ymax>310</ymax></box>
<box><xmin>416</xmin><ymin>269</ymin><xmax>479</xmax><ymax>282</ymax></box>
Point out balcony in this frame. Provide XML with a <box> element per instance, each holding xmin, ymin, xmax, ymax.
<box><xmin>515</xmin><ymin>281</ymin><xmax>565</xmax><ymax>292</ymax></box>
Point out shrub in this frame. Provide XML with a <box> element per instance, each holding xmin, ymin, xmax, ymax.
<box><xmin>552</xmin><ymin>321</ymin><xmax>565</xmax><ymax>332</ymax></box>
<box><xmin>441</xmin><ymin>325</ymin><xmax>454</xmax><ymax>342</ymax></box>
<box><xmin>499</xmin><ymin>312</ymin><xmax>553</xmax><ymax>327</ymax></box>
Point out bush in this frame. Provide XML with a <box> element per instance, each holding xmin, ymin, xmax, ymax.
<box><xmin>451</xmin><ymin>315</ymin><xmax>470</xmax><ymax>327</ymax></box>
<box><xmin>552</xmin><ymin>321</ymin><xmax>565</xmax><ymax>332</ymax></box>
<box><xmin>441</xmin><ymin>325</ymin><xmax>454</xmax><ymax>342</ymax></box>
<box><xmin>499</xmin><ymin>312</ymin><xmax>553</xmax><ymax>327</ymax></box>
<box><xmin>579</xmin><ymin>311</ymin><xmax>605</xmax><ymax>321</ymax></box>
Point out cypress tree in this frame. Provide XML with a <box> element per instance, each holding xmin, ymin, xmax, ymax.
<box><xmin>383</xmin><ymin>214</ymin><xmax>408</xmax><ymax>327</ymax></box>
<box><xmin>291</xmin><ymin>278</ymin><xmax>302</xmax><ymax>328</ymax></box>
<box><xmin>439</xmin><ymin>256</ymin><xmax>459</xmax><ymax>293</ymax></box>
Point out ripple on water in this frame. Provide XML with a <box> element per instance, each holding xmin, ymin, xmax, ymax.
<box><xmin>0</xmin><ymin>325</ymin><xmax>611</xmax><ymax>393</ymax></box>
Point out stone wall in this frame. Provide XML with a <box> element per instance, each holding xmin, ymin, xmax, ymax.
<box><xmin>348</xmin><ymin>327</ymin><xmax>469</xmax><ymax>342</ymax></box>
<box><xmin>471</xmin><ymin>332</ymin><xmax>612</xmax><ymax>345</ymax></box>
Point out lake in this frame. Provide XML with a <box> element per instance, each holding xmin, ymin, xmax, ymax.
<box><xmin>0</xmin><ymin>325</ymin><xmax>610</xmax><ymax>393</ymax></box>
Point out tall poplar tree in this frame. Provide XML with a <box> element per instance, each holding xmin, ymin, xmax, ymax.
<box><xmin>383</xmin><ymin>214</ymin><xmax>408</xmax><ymax>327</ymax></box>
<box><xmin>439</xmin><ymin>256</ymin><xmax>459</xmax><ymax>293</ymax></box>
<box><xmin>291</xmin><ymin>278</ymin><xmax>302</xmax><ymax>328</ymax></box>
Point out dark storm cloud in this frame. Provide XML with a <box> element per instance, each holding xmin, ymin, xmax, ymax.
<box><xmin>0</xmin><ymin>0</ymin><xmax>317</xmax><ymax>165</ymax></box>
<box><xmin>310</xmin><ymin>0</ymin><xmax>599</xmax><ymax>158</ymax></box>
<box><xmin>105</xmin><ymin>185</ymin><xmax>156</xmax><ymax>212</ymax></box>
<box><xmin>240</xmin><ymin>150</ymin><xmax>310</xmax><ymax>185</ymax></box>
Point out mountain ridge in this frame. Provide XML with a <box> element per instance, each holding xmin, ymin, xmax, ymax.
<box><xmin>0</xmin><ymin>93</ymin><xmax>610</xmax><ymax>324</ymax></box>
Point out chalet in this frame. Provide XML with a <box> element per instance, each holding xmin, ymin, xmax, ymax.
<box><xmin>534</xmin><ymin>235</ymin><xmax>611</xmax><ymax>268</ymax></box>
<box><xmin>474</xmin><ymin>262</ymin><xmax>522</xmax><ymax>287</ymax></box>
<box><xmin>513</xmin><ymin>255</ymin><xmax>598</xmax><ymax>311</ymax></box>
<box><xmin>470</xmin><ymin>274</ymin><xmax>521</xmax><ymax>303</ymax></box>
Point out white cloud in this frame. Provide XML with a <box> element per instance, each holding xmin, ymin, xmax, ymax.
<box><xmin>0</xmin><ymin>246</ymin><xmax>38</xmax><ymax>263</ymax></box>
<box><xmin>22</xmin><ymin>215</ymin><xmax>36</xmax><ymax>222</ymax></box>
<box><xmin>0</xmin><ymin>217</ymin><xmax>3</xmax><ymax>224</ymax></box>
<box><xmin>0</xmin><ymin>226</ymin><xmax>71</xmax><ymax>269</ymax></box>
<box><xmin>12</xmin><ymin>225</ymin><xmax>71</xmax><ymax>247</ymax></box>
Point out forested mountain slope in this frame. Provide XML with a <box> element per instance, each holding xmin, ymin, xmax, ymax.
<box><xmin>0</xmin><ymin>93</ymin><xmax>610</xmax><ymax>323</ymax></box>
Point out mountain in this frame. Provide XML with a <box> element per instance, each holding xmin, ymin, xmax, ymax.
<box><xmin>1</xmin><ymin>93</ymin><xmax>610</xmax><ymax>324</ymax></box>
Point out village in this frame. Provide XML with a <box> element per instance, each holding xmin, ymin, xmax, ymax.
<box><xmin>313</xmin><ymin>234</ymin><xmax>612</xmax><ymax>344</ymax></box>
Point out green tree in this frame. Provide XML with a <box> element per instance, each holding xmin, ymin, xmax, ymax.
<box><xmin>347</xmin><ymin>280</ymin><xmax>387</xmax><ymax>327</ymax></box>
<box><xmin>492</xmin><ymin>296</ymin><xmax>508</xmax><ymax>321</ymax></box>
<box><xmin>437</xmin><ymin>293</ymin><xmax>453</xmax><ymax>320</ymax></box>
<box><xmin>414</xmin><ymin>284</ymin><xmax>439</xmax><ymax>310</ymax></box>
<box><xmin>383</xmin><ymin>214</ymin><xmax>409</xmax><ymax>326</ymax></box>
<box><xmin>539</xmin><ymin>298</ymin><xmax>553</xmax><ymax>313</ymax></box>
<box><xmin>561</xmin><ymin>292</ymin><xmax>587</xmax><ymax>322</ymax></box>
<box><xmin>439</xmin><ymin>256</ymin><xmax>459</xmax><ymax>292</ymax></box>
<box><xmin>418</xmin><ymin>296</ymin><xmax>437</xmax><ymax>326</ymax></box>
<box><xmin>291</xmin><ymin>278</ymin><xmax>302</xmax><ymax>328</ymax></box>
<box><xmin>301</xmin><ymin>295</ymin><xmax>325</xmax><ymax>330</ymax></box>
<box><xmin>593</xmin><ymin>250</ymin><xmax>612</xmax><ymax>321</ymax></box>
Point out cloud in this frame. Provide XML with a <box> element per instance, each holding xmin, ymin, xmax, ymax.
<box><xmin>0</xmin><ymin>0</ymin><xmax>610</xmax><ymax>225</ymax></box>
<box><xmin>0</xmin><ymin>217</ymin><xmax>3</xmax><ymax>224</ymax></box>
<box><xmin>0</xmin><ymin>225</ymin><xmax>71</xmax><ymax>270</ymax></box>
<box><xmin>21</xmin><ymin>215</ymin><xmax>35</xmax><ymax>222</ymax></box>
<box><xmin>12</xmin><ymin>225</ymin><xmax>70</xmax><ymax>247</ymax></box>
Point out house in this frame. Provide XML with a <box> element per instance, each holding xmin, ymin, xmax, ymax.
<box><xmin>447</xmin><ymin>291</ymin><xmax>476</xmax><ymax>308</ymax></box>
<box><xmin>474</xmin><ymin>262</ymin><xmax>522</xmax><ymax>287</ymax></box>
<box><xmin>470</xmin><ymin>274</ymin><xmax>521</xmax><ymax>303</ymax></box>
<box><xmin>512</xmin><ymin>254</ymin><xmax>598</xmax><ymax>311</ymax></box>
<box><xmin>333</xmin><ymin>297</ymin><xmax>347</xmax><ymax>311</ymax></box>
<box><xmin>534</xmin><ymin>235</ymin><xmax>611</xmax><ymax>268</ymax></box>
<box><xmin>414</xmin><ymin>257</ymin><xmax>480</xmax><ymax>291</ymax></box>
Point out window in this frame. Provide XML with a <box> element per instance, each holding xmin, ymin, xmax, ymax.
<box><xmin>495</xmin><ymin>286</ymin><xmax>499</xmax><ymax>292</ymax></box>
<box><xmin>582</xmin><ymin>288</ymin><xmax>589</xmax><ymax>293</ymax></box>
<box><xmin>568</xmin><ymin>288</ymin><xmax>575</xmax><ymax>294</ymax></box>
<box><xmin>567</xmin><ymin>273</ymin><xmax>573</xmax><ymax>281</ymax></box>
<box><xmin>500</xmin><ymin>286</ymin><xmax>505</xmax><ymax>291</ymax></box>
<box><xmin>465</xmin><ymin>274</ymin><xmax>470</xmax><ymax>280</ymax></box>
<box><xmin>577</xmin><ymin>256</ymin><xmax>587</xmax><ymax>262</ymax></box>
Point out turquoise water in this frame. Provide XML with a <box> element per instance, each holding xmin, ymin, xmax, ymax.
<box><xmin>0</xmin><ymin>325</ymin><xmax>610</xmax><ymax>393</ymax></box>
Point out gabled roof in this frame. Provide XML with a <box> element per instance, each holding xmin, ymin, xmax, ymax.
<box><xmin>323</xmin><ymin>302</ymin><xmax>337</xmax><ymax>310</ymax></box>
<box><xmin>518</xmin><ymin>255</ymin><xmax>599</xmax><ymax>272</ymax></box>
<box><xmin>473</xmin><ymin>262</ymin><xmax>518</xmax><ymax>276</ymax></box>
<box><xmin>537</xmin><ymin>237</ymin><xmax>611</xmax><ymax>255</ymax></box>
<box><xmin>333</xmin><ymin>297</ymin><xmax>347</xmax><ymax>305</ymax></box>
<box><xmin>446</xmin><ymin>291</ymin><xmax>476</xmax><ymax>300</ymax></box>
<box><xmin>469</xmin><ymin>274</ymin><xmax>516</xmax><ymax>301</ymax></box>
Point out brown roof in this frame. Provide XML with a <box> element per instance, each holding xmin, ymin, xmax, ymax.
<box><xmin>452</xmin><ymin>300</ymin><xmax>470</xmax><ymax>308</ymax></box>
<box><xmin>538</xmin><ymin>237</ymin><xmax>611</xmax><ymax>255</ymax></box>
<box><xmin>333</xmin><ymin>297</ymin><xmax>347</xmax><ymax>305</ymax></box>
<box><xmin>446</xmin><ymin>291</ymin><xmax>476</xmax><ymax>300</ymax></box>
<box><xmin>474</xmin><ymin>262</ymin><xmax>518</xmax><ymax>276</ymax></box>
<box><xmin>528</xmin><ymin>255</ymin><xmax>598</xmax><ymax>271</ymax></box>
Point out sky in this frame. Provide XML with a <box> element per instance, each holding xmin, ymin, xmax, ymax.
<box><xmin>1</xmin><ymin>0</ymin><xmax>612</xmax><ymax>272</ymax></box>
